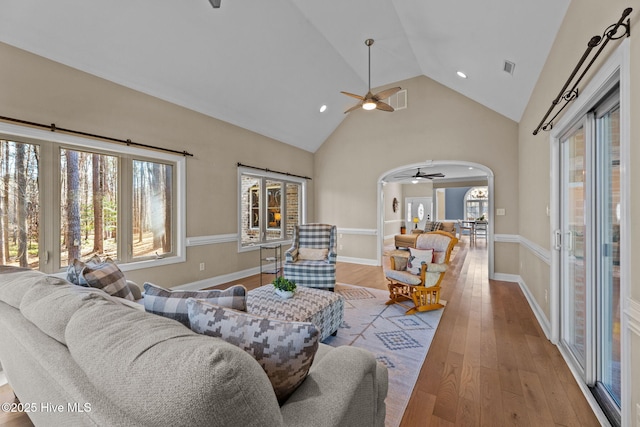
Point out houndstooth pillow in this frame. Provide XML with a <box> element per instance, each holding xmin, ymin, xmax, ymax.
<box><xmin>187</xmin><ymin>298</ymin><xmax>319</xmax><ymax>403</ymax></box>
<box><xmin>143</xmin><ymin>283</ymin><xmax>247</xmax><ymax>327</ymax></box>
<box><xmin>82</xmin><ymin>258</ymin><xmax>134</xmax><ymax>301</ymax></box>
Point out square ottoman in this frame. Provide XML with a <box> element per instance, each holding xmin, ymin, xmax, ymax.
<box><xmin>247</xmin><ymin>284</ymin><xmax>344</xmax><ymax>341</ymax></box>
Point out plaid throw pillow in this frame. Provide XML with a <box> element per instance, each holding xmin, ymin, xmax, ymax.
<box><xmin>66</xmin><ymin>255</ymin><xmax>102</xmax><ymax>286</ymax></box>
<box><xmin>143</xmin><ymin>283</ymin><xmax>247</xmax><ymax>327</ymax></box>
<box><xmin>187</xmin><ymin>298</ymin><xmax>319</xmax><ymax>403</ymax></box>
<box><xmin>82</xmin><ymin>258</ymin><xmax>134</xmax><ymax>301</ymax></box>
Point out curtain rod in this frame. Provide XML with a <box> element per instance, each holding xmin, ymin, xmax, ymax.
<box><xmin>237</xmin><ymin>162</ymin><xmax>312</xmax><ymax>180</ymax></box>
<box><xmin>533</xmin><ymin>7</ymin><xmax>632</xmax><ymax>136</ymax></box>
<box><xmin>0</xmin><ymin>115</ymin><xmax>193</xmax><ymax>157</ymax></box>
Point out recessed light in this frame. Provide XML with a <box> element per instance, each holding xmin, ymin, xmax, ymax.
<box><xmin>319</xmin><ymin>104</ymin><xmax>327</xmax><ymax>113</ymax></box>
<box><xmin>468</xmin><ymin>167</ymin><xmax>474</xmax><ymax>170</ymax></box>
<box><xmin>456</xmin><ymin>71</ymin><xmax>467</xmax><ymax>79</ymax></box>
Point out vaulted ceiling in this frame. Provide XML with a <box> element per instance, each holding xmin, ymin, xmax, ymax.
<box><xmin>0</xmin><ymin>0</ymin><xmax>570</xmax><ymax>152</ymax></box>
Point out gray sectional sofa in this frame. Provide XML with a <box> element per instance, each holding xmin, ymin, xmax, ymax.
<box><xmin>0</xmin><ymin>267</ymin><xmax>387</xmax><ymax>426</ymax></box>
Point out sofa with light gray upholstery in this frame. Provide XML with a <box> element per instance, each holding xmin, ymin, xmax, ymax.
<box><xmin>0</xmin><ymin>267</ymin><xmax>387</xmax><ymax>427</ymax></box>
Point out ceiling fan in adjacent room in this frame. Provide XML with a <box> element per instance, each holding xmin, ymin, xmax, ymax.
<box><xmin>341</xmin><ymin>39</ymin><xmax>401</xmax><ymax>114</ymax></box>
<box><xmin>396</xmin><ymin>168</ymin><xmax>445</xmax><ymax>181</ymax></box>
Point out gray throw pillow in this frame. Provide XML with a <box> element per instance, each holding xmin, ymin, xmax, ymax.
<box><xmin>143</xmin><ymin>283</ymin><xmax>247</xmax><ymax>327</ymax></box>
<box><xmin>187</xmin><ymin>298</ymin><xmax>319</xmax><ymax>403</ymax></box>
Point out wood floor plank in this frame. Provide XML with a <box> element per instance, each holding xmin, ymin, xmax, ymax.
<box><xmin>501</xmin><ymin>390</ymin><xmax>531</xmax><ymax>427</ymax></box>
<box><xmin>518</xmin><ymin>370</ymin><xmax>555</xmax><ymax>424</ymax></box>
<box><xmin>433</xmin><ymin>350</ymin><xmax>464</xmax><ymax>422</ymax></box>
<box><xmin>479</xmin><ymin>367</ymin><xmax>505</xmax><ymax>427</ymax></box>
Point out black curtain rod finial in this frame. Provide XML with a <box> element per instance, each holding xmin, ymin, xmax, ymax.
<box><xmin>533</xmin><ymin>8</ymin><xmax>632</xmax><ymax>135</ymax></box>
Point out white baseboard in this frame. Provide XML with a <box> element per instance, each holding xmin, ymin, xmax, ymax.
<box><xmin>516</xmin><ymin>275</ymin><xmax>551</xmax><ymax>339</ymax></box>
<box><xmin>337</xmin><ymin>256</ymin><xmax>379</xmax><ymax>266</ymax></box>
<box><xmin>492</xmin><ymin>273</ymin><xmax>520</xmax><ymax>282</ymax></box>
<box><xmin>172</xmin><ymin>266</ymin><xmax>264</xmax><ymax>291</ymax></box>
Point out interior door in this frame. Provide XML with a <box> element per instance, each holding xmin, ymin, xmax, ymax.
<box><xmin>405</xmin><ymin>197</ymin><xmax>432</xmax><ymax>230</ymax></box>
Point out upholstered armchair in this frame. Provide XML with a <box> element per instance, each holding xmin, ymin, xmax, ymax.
<box><xmin>385</xmin><ymin>230</ymin><xmax>458</xmax><ymax>314</ymax></box>
<box><xmin>284</xmin><ymin>224</ymin><xmax>337</xmax><ymax>291</ymax></box>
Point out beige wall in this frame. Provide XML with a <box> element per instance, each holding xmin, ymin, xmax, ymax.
<box><xmin>517</xmin><ymin>0</ymin><xmax>639</xmax><ymax>422</ymax></box>
<box><xmin>315</xmin><ymin>75</ymin><xmax>519</xmax><ymax>262</ymax></box>
<box><xmin>0</xmin><ymin>41</ymin><xmax>314</xmax><ymax>288</ymax></box>
<box><xmin>382</xmin><ymin>182</ymin><xmax>403</xmax><ymax>237</ymax></box>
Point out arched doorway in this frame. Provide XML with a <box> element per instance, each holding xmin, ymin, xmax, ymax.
<box><xmin>377</xmin><ymin>160</ymin><xmax>496</xmax><ymax>279</ymax></box>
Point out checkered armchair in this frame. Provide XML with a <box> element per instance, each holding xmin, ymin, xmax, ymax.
<box><xmin>284</xmin><ymin>224</ymin><xmax>337</xmax><ymax>291</ymax></box>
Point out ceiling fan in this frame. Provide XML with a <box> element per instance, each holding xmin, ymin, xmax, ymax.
<box><xmin>396</xmin><ymin>168</ymin><xmax>445</xmax><ymax>180</ymax></box>
<box><xmin>341</xmin><ymin>39</ymin><xmax>401</xmax><ymax>114</ymax></box>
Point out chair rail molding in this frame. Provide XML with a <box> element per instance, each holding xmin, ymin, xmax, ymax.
<box><xmin>186</xmin><ymin>233</ymin><xmax>238</xmax><ymax>247</ymax></box>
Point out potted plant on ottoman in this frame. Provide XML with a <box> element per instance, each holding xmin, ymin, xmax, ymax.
<box><xmin>272</xmin><ymin>276</ymin><xmax>297</xmax><ymax>299</ymax></box>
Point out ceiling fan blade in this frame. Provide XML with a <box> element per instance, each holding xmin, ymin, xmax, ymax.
<box><xmin>373</xmin><ymin>87</ymin><xmax>401</xmax><ymax>101</ymax></box>
<box><xmin>375</xmin><ymin>102</ymin><xmax>394</xmax><ymax>112</ymax></box>
<box><xmin>344</xmin><ymin>103</ymin><xmax>363</xmax><ymax>114</ymax></box>
<box><xmin>341</xmin><ymin>91</ymin><xmax>365</xmax><ymax>101</ymax></box>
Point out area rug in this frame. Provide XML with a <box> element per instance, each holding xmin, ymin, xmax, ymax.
<box><xmin>323</xmin><ymin>283</ymin><xmax>444</xmax><ymax>427</ymax></box>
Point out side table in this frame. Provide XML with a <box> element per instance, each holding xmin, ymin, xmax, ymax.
<box><xmin>259</xmin><ymin>244</ymin><xmax>282</xmax><ymax>286</ymax></box>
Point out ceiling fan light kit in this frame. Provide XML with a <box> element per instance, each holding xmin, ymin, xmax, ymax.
<box><xmin>341</xmin><ymin>39</ymin><xmax>401</xmax><ymax>114</ymax></box>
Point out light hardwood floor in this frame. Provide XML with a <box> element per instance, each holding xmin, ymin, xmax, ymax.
<box><xmin>0</xmin><ymin>237</ymin><xmax>599</xmax><ymax>426</ymax></box>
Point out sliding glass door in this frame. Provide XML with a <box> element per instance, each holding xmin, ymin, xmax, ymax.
<box><xmin>558</xmin><ymin>88</ymin><xmax>621</xmax><ymax>424</ymax></box>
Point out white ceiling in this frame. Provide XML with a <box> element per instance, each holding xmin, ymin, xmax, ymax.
<box><xmin>0</xmin><ymin>0</ymin><xmax>570</xmax><ymax>153</ymax></box>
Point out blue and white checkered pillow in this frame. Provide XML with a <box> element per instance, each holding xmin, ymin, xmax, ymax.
<box><xmin>143</xmin><ymin>283</ymin><xmax>247</xmax><ymax>327</ymax></box>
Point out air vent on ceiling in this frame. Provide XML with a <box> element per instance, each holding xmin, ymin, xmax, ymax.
<box><xmin>503</xmin><ymin>60</ymin><xmax>516</xmax><ymax>75</ymax></box>
<box><xmin>385</xmin><ymin>89</ymin><xmax>407</xmax><ymax>110</ymax></box>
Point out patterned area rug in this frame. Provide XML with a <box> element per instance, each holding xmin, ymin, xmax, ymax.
<box><xmin>323</xmin><ymin>283</ymin><xmax>444</xmax><ymax>427</ymax></box>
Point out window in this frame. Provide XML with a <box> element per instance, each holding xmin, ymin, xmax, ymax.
<box><xmin>465</xmin><ymin>186</ymin><xmax>488</xmax><ymax>220</ymax></box>
<box><xmin>0</xmin><ymin>140</ymin><xmax>40</xmax><ymax>268</ymax></box>
<box><xmin>239</xmin><ymin>169</ymin><xmax>304</xmax><ymax>248</ymax></box>
<box><xmin>0</xmin><ymin>126</ymin><xmax>185</xmax><ymax>273</ymax></box>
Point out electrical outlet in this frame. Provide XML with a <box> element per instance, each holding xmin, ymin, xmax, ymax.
<box><xmin>496</xmin><ymin>208</ymin><xmax>506</xmax><ymax>216</ymax></box>
<box><xmin>199</xmin><ymin>262</ymin><xmax>205</xmax><ymax>271</ymax></box>
<box><xmin>339</xmin><ymin>244</ymin><xmax>343</xmax><ymax>250</ymax></box>
<box><xmin>544</xmin><ymin>289</ymin><xmax>548</xmax><ymax>303</ymax></box>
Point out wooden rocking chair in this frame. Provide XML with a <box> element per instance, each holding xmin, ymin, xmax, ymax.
<box><xmin>385</xmin><ymin>230</ymin><xmax>458</xmax><ymax>314</ymax></box>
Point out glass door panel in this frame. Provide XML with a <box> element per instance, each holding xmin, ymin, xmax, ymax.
<box><xmin>597</xmin><ymin>105</ymin><xmax>621</xmax><ymax>406</ymax></box>
<box><xmin>560</xmin><ymin>124</ymin><xmax>588</xmax><ymax>372</ymax></box>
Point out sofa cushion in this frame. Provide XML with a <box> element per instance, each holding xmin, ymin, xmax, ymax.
<box><xmin>65</xmin><ymin>299</ymin><xmax>284</xmax><ymax>427</ymax></box>
<box><xmin>0</xmin><ymin>267</ymin><xmax>46</xmax><ymax>309</ymax></box>
<box><xmin>187</xmin><ymin>298</ymin><xmax>319</xmax><ymax>403</ymax></box>
<box><xmin>82</xmin><ymin>258</ymin><xmax>134</xmax><ymax>300</ymax></box>
<box><xmin>407</xmin><ymin>248</ymin><xmax>433</xmax><ymax>275</ymax></box>
<box><xmin>19</xmin><ymin>276</ymin><xmax>113</xmax><ymax>343</ymax></box>
<box><xmin>143</xmin><ymin>283</ymin><xmax>247</xmax><ymax>327</ymax></box>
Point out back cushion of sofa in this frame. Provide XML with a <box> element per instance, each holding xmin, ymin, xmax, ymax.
<box><xmin>20</xmin><ymin>276</ymin><xmax>120</xmax><ymax>344</ymax></box>
<box><xmin>0</xmin><ymin>267</ymin><xmax>47</xmax><ymax>308</ymax></box>
<box><xmin>65</xmin><ymin>301</ymin><xmax>284</xmax><ymax>427</ymax></box>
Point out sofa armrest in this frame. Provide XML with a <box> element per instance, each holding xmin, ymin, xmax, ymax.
<box><xmin>280</xmin><ymin>346</ymin><xmax>387</xmax><ymax>427</ymax></box>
